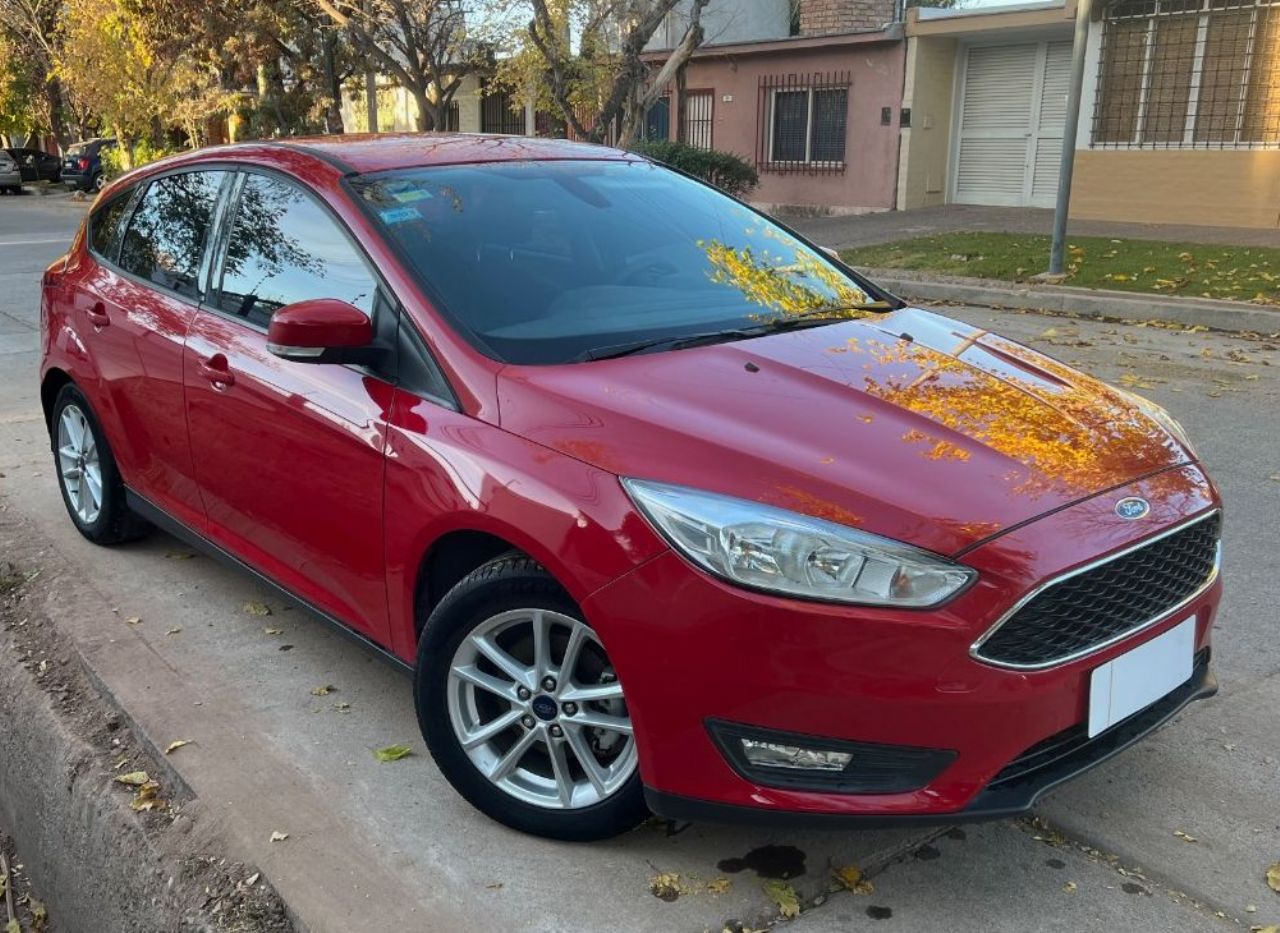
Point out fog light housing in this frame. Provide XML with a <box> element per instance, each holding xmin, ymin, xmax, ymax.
<box><xmin>708</xmin><ymin>720</ymin><xmax>957</xmax><ymax>794</ymax></box>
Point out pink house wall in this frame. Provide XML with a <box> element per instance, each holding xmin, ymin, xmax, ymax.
<box><xmin>657</xmin><ymin>36</ymin><xmax>906</xmax><ymax>212</ymax></box>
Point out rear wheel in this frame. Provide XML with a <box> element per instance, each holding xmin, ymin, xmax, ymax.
<box><xmin>416</xmin><ymin>556</ymin><xmax>646</xmax><ymax>840</ymax></box>
<box><xmin>50</xmin><ymin>384</ymin><xmax>149</xmax><ymax>544</ymax></box>
<box><xmin>91</xmin><ymin>173</ymin><xmax>105</xmax><ymax>192</ymax></box>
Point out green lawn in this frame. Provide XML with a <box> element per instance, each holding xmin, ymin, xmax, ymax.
<box><xmin>840</xmin><ymin>233</ymin><xmax>1280</xmax><ymax>305</ymax></box>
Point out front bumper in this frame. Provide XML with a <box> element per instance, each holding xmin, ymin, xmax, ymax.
<box><xmin>584</xmin><ymin>464</ymin><xmax>1221</xmax><ymax>823</ymax></box>
<box><xmin>0</xmin><ymin>170</ymin><xmax>21</xmax><ymax>187</ymax></box>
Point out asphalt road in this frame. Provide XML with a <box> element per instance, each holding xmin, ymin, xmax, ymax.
<box><xmin>1</xmin><ymin>193</ymin><xmax>1276</xmax><ymax>932</ymax></box>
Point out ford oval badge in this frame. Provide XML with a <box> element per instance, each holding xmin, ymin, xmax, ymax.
<box><xmin>1115</xmin><ymin>497</ymin><xmax>1151</xmax><ymax>520</ymax></box>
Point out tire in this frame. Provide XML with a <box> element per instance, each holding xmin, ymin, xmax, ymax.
<box><xmin>416</xmin><ymin>555</ymin><xmax>647</xmax><ymax>841</ymax></box>
<box><xmin>91</xmin><ymin>173</ymin><xmax>105</xmax><ymax>192</ymax></box>
<box><xmin>50</xmin><ymin>383</ymin><xmax>149</xmax><ymax>545</ymax></box>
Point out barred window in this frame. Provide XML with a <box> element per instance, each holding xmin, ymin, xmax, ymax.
<box><xmin>683</xmin><ymin>90</ymin><xmax>714</xmax><ymax>149</ymax></box>
<box><xmin>1093</xmin><ymin>0</ymin><xmax>1280</xmax><ymax>148</ymax></box>
<box><xmin>757</xmin><ymin>72</ymin><xmax>851</xmax><ymax>174</ymax></box>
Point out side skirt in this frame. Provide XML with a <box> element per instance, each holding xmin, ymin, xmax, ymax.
<box><xmin>125</xmin><ymin>489</ymin><xmax>413</xmax><ymax>675</ymax></box>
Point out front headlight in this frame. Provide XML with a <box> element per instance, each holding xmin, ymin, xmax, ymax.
<box><xmin>1117</xmin><ymin>389</ymin><xmax>1197</xmax><ymax>457</ymax></box>
<box><xmin>622</xmin><ymin>479</ymin><xmax>976</xmax><ymax>608</ymax></box>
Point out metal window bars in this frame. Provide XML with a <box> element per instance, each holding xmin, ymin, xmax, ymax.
<box><xmin>1093</xmin><ymin>0</ymin><xmax>1280</xmax><ymax>149</ymax></box>
<box><xmin>757</xmin><ymin>71</ymin><xmax>853</xmax><ymax>174</ymax></box>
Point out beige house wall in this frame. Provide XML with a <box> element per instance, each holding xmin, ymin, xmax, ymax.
<box><xmin>897</xmin><ymin>35</ymin><xmax>957</xmax><ymax>210</ymax></box>
<box><xmin>1073</xmin><ymin>150</ymin><xmax>1280</xmax><ymax>229</ymax></box>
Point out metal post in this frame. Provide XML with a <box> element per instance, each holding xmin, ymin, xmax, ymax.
<box><xmin>365</xmin><ymin>71</ymin><xmax>379</xmax><ymax>134</ymax></box>
<box><xmin>1048</xmin><ymin>0</ymin><xmax>1093</xmax><ymax>276</ymax></box>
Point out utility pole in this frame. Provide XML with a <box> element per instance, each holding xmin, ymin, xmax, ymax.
<box><xmin>1047</xmin><ymin>0</ymin><xmax>1093</xmax><ymax>276</ymax></box>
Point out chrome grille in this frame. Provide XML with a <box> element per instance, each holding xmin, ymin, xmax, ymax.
<box><xmin>974</xmin><ymin>512</ymin><xmax>1221</xmax><ymax>669</ymax></box>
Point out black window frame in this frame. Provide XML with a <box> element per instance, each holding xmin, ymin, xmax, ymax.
<box><xmin>86</xmin><ymin>185</ymin><xmax>144</xmax><ymax>266</ymax></box>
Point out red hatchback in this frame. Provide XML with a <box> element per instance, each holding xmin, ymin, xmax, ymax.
<box><xmin>39</xmin><ymin>135</ymin><xmax>1222</xmax><ymax>840</ymax></box>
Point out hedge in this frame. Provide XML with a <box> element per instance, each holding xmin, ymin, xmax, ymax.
<box><xmin>629</xmin><ymin>140</ymin><xmax>759</xmax><ymax>198</ymax></box>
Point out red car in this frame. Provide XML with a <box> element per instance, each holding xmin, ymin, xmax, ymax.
<box><xmin>39</xmin><ymin>135</ymin><xmax>1221</xmax><ymax>840</ymax></box>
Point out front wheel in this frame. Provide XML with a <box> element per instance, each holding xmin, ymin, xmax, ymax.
<box><xmin>416</xmin><ymin>556</ymin><xmax>647</xmax><ymax>840</ymax></box>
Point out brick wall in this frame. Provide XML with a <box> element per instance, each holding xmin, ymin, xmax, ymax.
<box><xmin>799</xmin><ymin>0</ymin><xmax>897</xmax><ymax>35</ymax></box>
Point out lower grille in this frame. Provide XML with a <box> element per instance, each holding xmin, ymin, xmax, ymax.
<box><xmin>975</xmin><ymin>512</ymin><xmax>1220</xmax><ymax>669</ymax></box>
<box><xmin>989</xmin><ymin>648</ymin><xmax>1210</xmax><ymax>789</ymax></box>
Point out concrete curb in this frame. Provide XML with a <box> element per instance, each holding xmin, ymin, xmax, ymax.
<box><xmin>858</xmin><ymin>267</ymin><xmax>1280</xmax><ymax>336</ymax></box>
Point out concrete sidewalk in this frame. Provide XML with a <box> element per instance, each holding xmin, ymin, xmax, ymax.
<box><xmin>787</xmin><ymin>204</ymin><xmax>1280</xmax><ymax>251</ymax></box>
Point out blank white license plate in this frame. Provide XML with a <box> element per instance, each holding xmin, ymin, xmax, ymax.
<box><xmin>1087</xmin><ymin>617</ymin><xmax>1195</xmax><ymax>738</ymax></box>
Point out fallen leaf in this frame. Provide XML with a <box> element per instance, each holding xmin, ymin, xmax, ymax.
<box><xmin>1267</xmin><ymin>861</ymin><xmax>1280</xmax><ymax>892</ymax></box>
<box><xmin>1063</xmin><ymin>881</ymin><xmax>1078</xmax><ymax>894</ymax></box>
<box><xmin>29</xmin><ymin>898</ymin><xmax>46</xmax><ymax>926</ymax></box>
<box><xmin>705</xmin><ymin>876</ymin><xmax>732</xmax><ymax>895</ymax></box>
<box><xmin>1256</xmin><ymin>926</ymin><xmax>1279</xmax><ymax>933</ymax></box>
<box><xmin>270</xmin><ymin>831</ymin><xmax>289</xmax><ymax>842</ymax></box>
<box><xmin>262</xmin><ymin>627</ymin><xmax>283</xmax><ymax>635</ymax></box>
<box><xmin>278</xmin><ymin>644</ymin><xmax>294</xmax><ymax>652</ymax></box>
<box><xmin>164</xmin><ymin>740</ymin><xmax>190</xmax><ymax>755</ymax></box>
<box><xmin>243</xmin><ymin>601</ymin><xmax>272</xmax><ymax>617</ymax></box>
<box><xmin>764</xmin><ymin>879</ymin><xmax>801</xmax><ymax>919</ymax></box>
<box><xmin>165</xmin><ymin>626</ymin><xmax>182</xmax><ymax>636</ymax></box>
<box><xmin>131</xmin><ymin>781</ymin><xmax>165</xmax><ymax>812</ymax></box>
<box><xmin>374</xmin><ymin>744</ymin><xmax>413</xmax><ymax>762</ymax></box>
<box><xmin>649</xmin><ymin>872</ymin><xmax>685</xmax><ymax>901</ymax></box>
<box><xmin>1173</xmin><ymin>830</ymin><xmax>1198</xmax><ymax>843</ymax></box>
<box><xmin>310</xmin><ymin>685</ymin><xmax>336</xmax><ymax>697</ymax></box>
<box><xmin>485</xmin><ymin>882</ymin><xmax>504</xmax><ymax>890</ymax></box>
<box><xmin>245</xmin><ymin>872</ymin><xmax>260</xmax><ymax>886</ymax></box>
<box><xmin>164</xmin><ymin>552</ymin><xmax>195</xmax><ymax>560</ymax></box>
<box><xmin>332</xmin><ymin>702</ymin><xmax>351</xmax><ymax>712</ymax></box>
<box><xmin>114</xmin><ymin>770</ymin><xmax>150</xmax><ymax>786</ymax></box>
<box><xmin>125</xmin><ymin>616</ymin><xmax>142</xmax><ymax>625</ymax></box>
<box><xmin>832</xmin><ymin>864</ymin><xmax>874</xmax><ymax>894</ymax></box>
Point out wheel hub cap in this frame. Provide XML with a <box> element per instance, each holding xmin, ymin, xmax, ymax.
<box><xmin>56</xmin><ymin>403</ymin><xmax>102</xmax><ymax>525</ymax></box>
<box><xmin>446</xmin><ymin>608</ymin><xmax>637</xmax><ymax>810</ymax></box>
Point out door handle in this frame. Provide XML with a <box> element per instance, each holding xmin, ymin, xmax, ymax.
<box><xmin>86</xmin><ymin>301</ymin><xmax>110</xmax><ymax>328</ymax></box>
<box><xmin>198</xmin><ymin>354</ymin><xmax>236</xmax><ymax>389</ymax></box>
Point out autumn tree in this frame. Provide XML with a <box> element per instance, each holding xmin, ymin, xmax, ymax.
<box><xmin>0</xmin><ymin>0</ymin><xmax>75</xmax><ymax>146</ymax></box>
<box><xmin>521</xmin><ymin>0</ymin><xmax>710</xmax><ymax>146</ymax></box>
<box><xmin>311</xmin><ymin>0</ymin><xmax>493</xmax><ymax>132</ymax></box>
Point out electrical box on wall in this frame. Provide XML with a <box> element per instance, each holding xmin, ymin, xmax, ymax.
<box><xmin>881</xmin><ymin>107</ymin><xmax>892</xmax><ymax>126</ymax></box>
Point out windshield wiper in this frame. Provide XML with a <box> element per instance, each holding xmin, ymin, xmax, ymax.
<box><xmin>755</xmin><ymin>301</ymin><xmax>896</xmax><ymax>332</ymax></box>
<box><xmin>576</xmin><ymin>328</ymin><xmax>760</xmax><ymax>361</ymax></box>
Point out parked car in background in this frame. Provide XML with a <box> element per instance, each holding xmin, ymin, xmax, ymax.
<box><xmin>0</xmin><ymin>150</ymin><xmax>22</xmax><ymax>193</ymax></box>
<box><xmin>62</xmin><ymin>138</ymin><xmax>116</xmax><ymax>192</ymax></box>
<box><xmin>39</xmin><ymin>136</ymin><xmax>1222</xmax><ymax>841</ymax></box>
<box><xmin>6</xmin><ymin>147</ymin><xmax>62</xmax><ymax>183</ymax></box>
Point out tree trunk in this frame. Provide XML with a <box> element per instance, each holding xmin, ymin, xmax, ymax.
<box><xmin>322</xmin><ymin>34</ymin><xmax>345</xmax><ymax>134</ymax></box>
<box><xmin>44</xmin><ymin>75</ymin><xmax>69</xmax><ymax>149</ymax></box>
<box><xmin>411</xmin><ymin>87</ymin><xmax>434</xmax><ymax>132</ymax></box>
<box><xmin>365</xmin><ymin>71</ymin><xmax>379</xmax><ymax>133</ymax></box>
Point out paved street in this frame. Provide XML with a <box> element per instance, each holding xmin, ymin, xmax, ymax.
<box><xmin>1</xmin><ymin>195</ymin><xmax>1277</xmax><ymax>931</ymax></box>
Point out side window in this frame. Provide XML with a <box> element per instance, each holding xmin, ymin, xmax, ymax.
<box><xmin>118</xmin><ymin>171</ymin><xmax>224</xmax><ymax>299</ymax></box>
<box><xmin>217</xmin><ymin>174</ymin><xmax>376</xmax><ymax>327</ymax></box>
<box><xmin>88</xmin><ymin>192</ymin><xmax>135</xmax><ymax>263</ymax></box>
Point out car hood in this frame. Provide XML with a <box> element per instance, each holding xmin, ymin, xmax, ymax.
<box><xmin>495</xmin><ymin>308</ymin><xmax>1190</xmax><ymax>556</ymax></box>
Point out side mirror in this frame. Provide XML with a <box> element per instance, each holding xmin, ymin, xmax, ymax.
<box><xmin>267</xmin><ymin>298</ymin><xmax>374</xmax><ymax>364</ymax></box>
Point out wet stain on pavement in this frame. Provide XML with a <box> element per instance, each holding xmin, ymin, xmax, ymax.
<box><xmin>866</xmin><ymin>906</ymin><xmax>894</xmax><ymax>920</ymax></box>
<box><xmin>944</xmin><ymin>828</ymin><xmax>967</xmax><ymax>841</ymax></box>
<box><xmin>1045</xmin><ymin>858</ymin><xmax>1066</xmax><ymax>870</ymax></box>
<box><xmin>1122</xmin><ymin>882</ymin><xmax>1150</xmax><ymax>895</ymax></box>
<box><xmin>717</xmin><ymin>844</ymin><xmax>806</xmax><ymax>879</ymax></box>
<box><xmin>912</xmin><ymin>844</ymin><xmax>941</xmax><ymax>861</ymax></box>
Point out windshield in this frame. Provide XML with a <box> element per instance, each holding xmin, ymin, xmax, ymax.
<box><xmin>351</xmin><ymin>159</ymin><xmax>882</xmax><ymax>365</ymax></box>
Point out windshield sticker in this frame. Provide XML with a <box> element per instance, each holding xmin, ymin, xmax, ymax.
<box><xmin>379</xmin><ymin>206</ymin><xmax>421</xmax><ymax>224</ymax></box>
<box><xmin>391</xmin><ymin>189</ymin><xmax>433</xmax><ymax>203</ymax></box>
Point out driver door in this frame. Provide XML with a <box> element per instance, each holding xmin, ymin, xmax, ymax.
<box><xmin>183</xmin><ymin>171</ymin><xmax>392</xmax><ymax>642</ymax></box>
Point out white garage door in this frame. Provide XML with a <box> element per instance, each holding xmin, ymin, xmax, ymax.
<box><xmin>952</xmin><ymin>41</ymin><xmax>1072</xmax><ymax>208</ymax></box>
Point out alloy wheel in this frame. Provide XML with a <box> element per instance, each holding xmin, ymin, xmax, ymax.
<box><xmin>446</xmin><ymin>609</ymin><xmax>637</xmax><ymax>810</ymax></box>
<box><xmin>57</xmin><ymin>403</ymin><xmax>103</xmax><ymax>524</ymax></box>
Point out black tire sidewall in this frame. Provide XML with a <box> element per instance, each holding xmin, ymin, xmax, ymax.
<box><xmin>415</xmin><ymin>558</ymin><xmax>648</xmax><ymax>841</ymax></box>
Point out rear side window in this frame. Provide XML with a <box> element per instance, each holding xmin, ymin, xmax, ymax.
<box><xmin>216</xmin><ymin>173</ymin><xmax>375</xmax><ymax>327</ymax></box>
<box><xmin>118</xmin><ymin>171</ymin><xmax>225</xmax><ymax>299</ymax></box>
<box><xmin>88</xmin><ymin>193</ymin><xmax>134</xmax><ymax>262</ymax></box>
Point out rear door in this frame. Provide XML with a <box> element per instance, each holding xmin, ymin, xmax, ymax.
<box><xmin>74</xmin><ymin>170</ymin><xmax>228</xmax><ymax>529</ymax></box>
<box><xmin>183</xmin><ymin>171</ymin><xmax>391</xmax><ymax>641</ymax></box>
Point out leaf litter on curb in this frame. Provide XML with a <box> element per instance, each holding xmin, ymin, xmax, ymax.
<box><xmin>243</xmin><ymin>601</ymin><xmax>272</xmax><ymax>617</ymax></box>
<box><xmin>164</xmin><ymin>740</ymin><xmax>190</xmax><ymax>755</ymax></box>
<box><xmin>114</xmin><ymin>771</ymin><xmax>150</xmax><ymax>786</ymax></box>
<box><xmin>1266</xmin><ymin>861</ymin><xmax>1280</xmax><ymax>893</ymax></box>
<box><xmin>832</xmin><ymin>864</ymin><xmax>874</xmax><ymax>894</ymax></box>
<box><xmin>764</xmin><ymin>879</ymin><xmax>801</xmax><ymax>919</ymax></box>
<box><xmin>374</xmin><ymin>744</ymin><xmax>413</xmax><ymax>762</ymax></box>
<box><xmin>131</xmin><ymin>780</ymin><xmax>165</xmax><ymax>812</ymax></box>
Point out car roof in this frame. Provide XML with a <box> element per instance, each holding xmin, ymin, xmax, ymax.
<box><xmin>266</xmin><ymin>133</ymin><xmax>640</xmax><ymax>174</ymax></box>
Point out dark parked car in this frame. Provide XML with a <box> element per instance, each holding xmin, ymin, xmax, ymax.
<box><xmin>5</xmin><ymin>147</ymin><xmax>62</xmax><ymax>183</ymax></box>
<box><xmin>62</xmin><ymin>138</ymin><xmax>116</xmax><ymax>192</ymax></box>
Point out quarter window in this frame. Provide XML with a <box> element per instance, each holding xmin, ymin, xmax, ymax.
<box><xmin>216</xmin><ymin>174</ymin><xmax>376</xmax><ymax>327</ymax></box>
<box><xmin>118</xmin><ymin>171</ymin><xmax>225</xmax><ymax>299</ymax></box>
<box><xmin>88</xmin><ymin>192</ymin><xmax>134</xmax><ymax>263</ymax></box>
